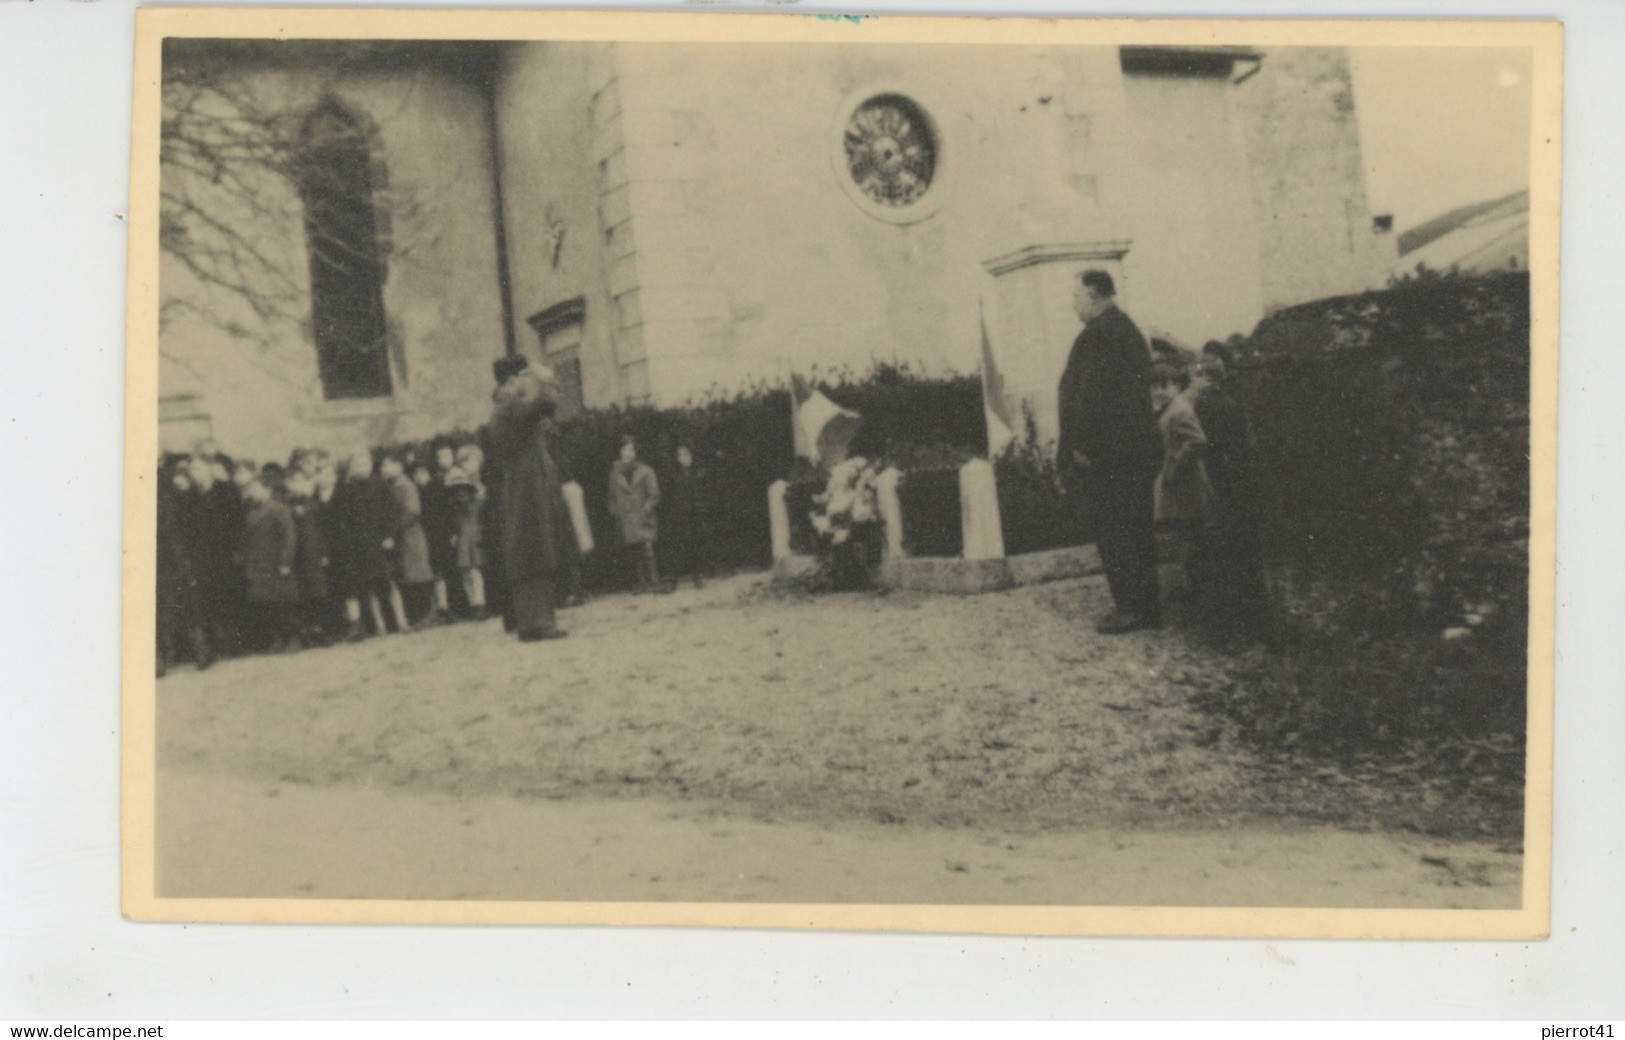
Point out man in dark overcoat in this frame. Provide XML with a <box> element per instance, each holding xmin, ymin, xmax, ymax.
<box><xmin>325</xmin><ymin>448</ymin><xmax>397</xmax><ymax>639</ymax></box>
<box><xmin>488</xmin><ymin>356</ymin><xmax>576</xmax><ymax>642</ymax></box>
<box><xmin>1057</xmin><ymin>269</ymin><xmax>1163</xmax><ymax>634</ymax></box>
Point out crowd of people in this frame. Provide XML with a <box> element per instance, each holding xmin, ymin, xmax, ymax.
<box><xmin>155</xmin><ymin>357</ymin><xmax>716</xmax><ymax>675</ymax></box>
<box><xmin>1058</xmin><ymin>268</ymin><xmax>1270</xmax><ymax>643</ymax></box>
<box><xmin>157</xmin><ymin>437</ymin><xmax>498</xmax><ymax>675</ymax></box>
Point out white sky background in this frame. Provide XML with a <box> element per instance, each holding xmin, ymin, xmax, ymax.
<box><xmin>1351</xmin><ymin>46</ymin><xmax>1534</xmax><ymax>232</ymax></box>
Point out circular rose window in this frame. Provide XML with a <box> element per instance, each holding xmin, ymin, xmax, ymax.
<box><xmin>833</xmin><ymin>88</ymin><xmax>949</xmax><ymax>224</ymax></box>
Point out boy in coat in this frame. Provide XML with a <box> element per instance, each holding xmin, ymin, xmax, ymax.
<box><xmin>445</xmin><ymin>466</ymin><xmax>489</xmax><ymax>620</ymax></box>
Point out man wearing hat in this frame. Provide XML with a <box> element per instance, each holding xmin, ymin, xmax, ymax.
<box><xmin>487</xmin><ymin>355</ymin><xmax>576</xmax><ymax>641</ymax></box>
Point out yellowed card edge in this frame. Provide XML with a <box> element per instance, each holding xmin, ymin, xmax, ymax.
<box><xmin>120</xmin><ymin>8</ymin><xmax>1562</xmax><ymax>938</ymax></box>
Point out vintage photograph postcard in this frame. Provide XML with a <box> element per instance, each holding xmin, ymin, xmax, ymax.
<box><xmin>122</xmin><ymin>8</ymin><xmax>1559</xmax><ymax>936</ymax></box>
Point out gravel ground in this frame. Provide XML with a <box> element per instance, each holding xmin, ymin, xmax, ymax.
<box><xmin>156</xmin><ymin>572</ymin><xmax>1520</xmax><ymax>844</ymax></box>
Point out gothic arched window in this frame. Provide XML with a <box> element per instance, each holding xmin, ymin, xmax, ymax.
<box><xmin>297</xmin><ymin>102</ymin><xmax>391</xmax><ymax>400</ymax></box>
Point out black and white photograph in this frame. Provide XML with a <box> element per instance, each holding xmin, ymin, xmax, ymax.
<box><xmin>124</xmin><ymin>10</ymin><xmax>1557</xmax><ymax>933</ymax></box>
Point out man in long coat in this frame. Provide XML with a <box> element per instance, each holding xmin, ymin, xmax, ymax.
<box><xmin>1057</xmin><ymin>269</ymin><xmax>1163</xmax><ymax>634</ymax></box>
<box><xmin>488</xmin><ymin>356</ymin><xmax>576</xmax><ymax>642</ymax></box>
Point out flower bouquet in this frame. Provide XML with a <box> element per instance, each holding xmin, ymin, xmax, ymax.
<box><xmin>808</xmin><ymin>456</ymin><xmax>885</xmax><ymax>590</ymax></box>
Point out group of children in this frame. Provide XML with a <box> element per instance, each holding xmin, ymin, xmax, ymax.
<box><xmin>1147</xmin><ymin>341</ymin><xmax>1271</xmax><ymax>643</ymax></box>
<box><xmin>155</xmin><ymin>433</ymin><xmax>715</xmax><ymax>675</ymax></box>
<box><xmin>156</xmin><ymin>440</ymin><xmax>495</xmax><ymax>674</ymax></box>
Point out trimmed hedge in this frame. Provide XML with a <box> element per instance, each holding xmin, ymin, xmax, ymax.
<box><xmin>898</xmin><ymin>468</ymin><xmax>963</xmax><ymax>558</ymax></box>
<box><xmin>996</xmin><ymin>405</ymin><xmax>1092</xmax><ymax>555</ymax></box>
<box><xmin>384</xmin><ymin>363</ymin><xmax>1090</xmax><ymax>585</ymax></box>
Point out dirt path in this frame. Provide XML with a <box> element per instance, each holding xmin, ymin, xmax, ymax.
<box><xmin>152</xmin><ymin>573</ymin><xmax>1521</xmax><ymax>907</ymax></box>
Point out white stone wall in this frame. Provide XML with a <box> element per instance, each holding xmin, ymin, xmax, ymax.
<box><xmin>602</xmin><ymin>43</ymin><xmax>1139</xmax><ymax>408</ymax></box>
<box><xmin>158</xmin><ymin>56</ymin><xmax>508</xmax><ymax>459</ymax></box>
<box><xmin>158</xmin><ymin>43</ymin><xmax>1397</xmax><ymax>456</ymax></box>
<box><xmin>591</xmin><ymin>44</ymin><xmax>1367</xmax><ymax>417</ymax></box>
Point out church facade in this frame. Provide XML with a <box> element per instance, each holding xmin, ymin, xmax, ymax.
<box><xmin>157</xmin><ymin>39</ymin><xmax>1395</xmax><ymax>458</ymax></box>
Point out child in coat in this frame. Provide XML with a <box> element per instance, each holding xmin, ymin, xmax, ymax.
<box><xmin>608</xmin><ymin>435</ymin><xmax>662</xmax><ymax>593</ymax></box>
<box><xmin>241</xmin><ymin>478</ymin><xmax>301</xmax><ymax>653</ymax></box>
<box><xmin>380</xmin><ymin>454</ymin><xmax>437</xmax><ymax>629</ymax></box>
<box><xmin>445</xmin><ymin>466</ymin><xmax>488</xmax><ymax>620</ymax></box>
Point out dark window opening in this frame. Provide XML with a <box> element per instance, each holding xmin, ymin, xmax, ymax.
<box><xmin>553</xmin><ymin>353</ymin><xmax>585</xmax><ymax>412</ymax></box>
<box><xmin>297</xmin><ymin>103</ymin><xmax>392</xmax><ymax>400</ymax></box>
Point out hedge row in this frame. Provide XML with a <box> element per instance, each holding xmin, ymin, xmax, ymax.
<box><xmin>1216</xmin><ymin>269</ymin><xmax>1532</xmax><ymax>750</ymax></box>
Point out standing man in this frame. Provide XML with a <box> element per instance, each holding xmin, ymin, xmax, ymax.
<box><xmin>488</xmin><ymin>356</ymin><xmax>575</xmax><ymax>642</ymax></box>
<box><xmin>1057</xmin><ymin>269</ymin><xmax>1163</xmax><ymax>634</ymax></box>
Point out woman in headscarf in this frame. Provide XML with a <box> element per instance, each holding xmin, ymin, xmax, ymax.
<box><xmin>487</xmin><ymin>356</ymin><xmax>576</xmax><ymax>641</ymax></box>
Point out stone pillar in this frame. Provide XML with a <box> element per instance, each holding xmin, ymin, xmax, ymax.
<box><xmin>561</xmin><ymin>479</ymin><xmax>594</xmax><ymax>554</ymax></box>
<box><xmin>875</xmin><ymin>467</ymin><xmax>904</xmax><ymax>563</ymax></box>
<box><xmin>768</xmin><ymin>479</ymin><xmax>791</xmax><ymax>561</ymax></box>
<box><xmin>959</xmin><ymin>458</ymin><xmax>1005</xmax><ymax>561</ymax></box>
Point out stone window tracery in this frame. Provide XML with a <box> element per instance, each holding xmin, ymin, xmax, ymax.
<box><xmin>833</xmin><ymin>87</ymin><xmax>949</xmax><ymax>224</ymax></box>
<box><xmin>843</xmin><ymin>93</ymin><xmax>938</xmax><ymax>209</ymax></box>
